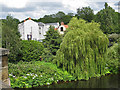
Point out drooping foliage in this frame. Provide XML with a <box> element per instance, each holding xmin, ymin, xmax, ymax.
<box><xmin>106</xmin><ymin>43</ymin><xmax>120</xmax><ymax>74</ymax></box>
<box><xmin>53</xmin><ymin>17</ymin><xmax>109</xmax><ymax>80</ymax></box>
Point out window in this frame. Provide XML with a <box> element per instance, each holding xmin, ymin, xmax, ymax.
<box><xmin>61</xmin><ymin>27</ymin><xmax>63</xmax><ymax>31</ymax></box>
<box><xmin>39</xmin><ymin>27</ymin><xmax>41</xmax><ymax>29</ymax></box>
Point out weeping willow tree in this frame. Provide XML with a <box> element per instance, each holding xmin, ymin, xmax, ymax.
<box><xmin>53</xmin><ymin>17</ymin><xmax>109</xmax><ymax>80</ymax></box>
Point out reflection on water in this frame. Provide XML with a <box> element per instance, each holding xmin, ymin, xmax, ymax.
<box><xmin>38</xmin><ymin>74</ymin><xmax>120</xmax><ymax>88</ymax></box>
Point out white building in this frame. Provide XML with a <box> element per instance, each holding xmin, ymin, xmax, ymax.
<box><xmin>58</xmin><ymin>22</ymin><xmax>68</xmax><ymax>34</ymax></box>
<box><xmin>18</xmin><ymin>17</ymin><xmax>59</xmax><ymax>41</ymax></box>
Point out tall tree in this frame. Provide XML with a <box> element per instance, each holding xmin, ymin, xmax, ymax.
<box><xmin>43</xmin><ymin>26</ymin><xmax>62</xmax><ymax>55</ymax></box>
<box><xmin>95</xmin><ymin>2</ymin><xmax>119</xmax><ymax>34</ymax></box>
<box><xmin>55</xmin><ymin>11</ymin><xmax>65</xmax><ymax>18</ymax></box>
<box><xmin>2</xmin><ymin>15</ymin><xmax>21</xmax><ymax>62</ymax></box>
<box><xmin>76</xmin><ymin>6</ymin><xmax>94</xmax><ymax>22</ymax></box>
<box><xmin>53</xmin><ymin>17</ymin><xmax>109</xmax><ymax>80</ymax></box>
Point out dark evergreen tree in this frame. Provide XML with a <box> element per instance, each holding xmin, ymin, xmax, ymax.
<box><xmin>43</xmin><ymin>26</ymin><xmax>62</xmax><ymax>55</ymax></box>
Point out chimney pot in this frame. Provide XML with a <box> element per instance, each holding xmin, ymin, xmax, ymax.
<box><xmin>61</xmin><ymin>22</ymin><xmax>64</xmax><ymax>25</ymax></box>
<box><xmin>29</xmin><ymin>17</ymin><xmax>31</xmax><ymax>20</ymax></box>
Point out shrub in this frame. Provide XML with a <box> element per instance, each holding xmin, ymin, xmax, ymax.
<box><xmin>106</xmin><ymin>43</ymin><xmax>120</xmax><ymax>74</ymax></box>
<box><xmin>53</xmin><ymin>18</ymin><xmax>109</xmax><ymax>80</ymax></box>
<box><xmin>41</xmin><ymin>48</ymin><xmax>55</xmax><ymax>62</ymax></box>
<box><xmin>18</xmin><ymin>40</ymin><xmax>44</xmax><ymax>62</ymax></box>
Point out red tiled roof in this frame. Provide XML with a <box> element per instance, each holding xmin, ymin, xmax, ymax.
<box><xmin>54</xmin><ymin>28</ymin><xmax>58</xmax><ymax>30</ymax></box>
<box><xmin>64</xmin><ymin>25</ymin><xmax>68</xmax><ymax>28</ymax></box>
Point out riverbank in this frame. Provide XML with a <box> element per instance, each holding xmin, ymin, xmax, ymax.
<box><xmin>8</xmin><ymin>61</ymin><xmax>75</xmax><ymax>88</ymax></box>
<box><xmin>35</xmin><ymin>73</ymin><xmax>120</xmax><ymax>88</ymax></box>
<box><xmin>8</xmin><ymin>60</ymin><xmax>119</xmax><ymax>88</ymax></box>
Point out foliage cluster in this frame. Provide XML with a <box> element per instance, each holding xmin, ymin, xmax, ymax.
<box><xmin>53</xmin><ymin>18</ymin><xmax>109</xmax><ymax>80</ymax></box>
<box><xmin>26</xmin><ymin>11</ymin><xmax>74</xmax><ymax>25</ymax></box>
<box><xmin>18</xmin><ymin>40</ymin><xmax>44</xmax><ymax>62</ymax></box>
<box><xmin>2</xmin><ymin>15</ymin><xmax>21</xmax><ymax>62</ymax></box>
<box><xmin>8</xmin><ymin>61</ymin><xmax>75</xmax><ymax>88</ymax></box>
<box><xmin>76</xmin><ymin>6</ymin><xmax>94</xmax><ymax>22</ymax></box>
<box><xmin>95</xmin><ymin>3</ymin><xmax>119</xmax><ymax>34</ymax></box>
<box><xmin>106</xmin><ymin>43</ymin><xmax>120</xmax><ymax>74</ymax></box>
<box><xmin>42</xmin><ymin>26</ymin><xmax>62</xmax><ymax>62</ymax></box>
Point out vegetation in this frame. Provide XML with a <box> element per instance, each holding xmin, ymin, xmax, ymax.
<box><xmin>30</xmin><ymin>11</ymin><xmax>73</xmax><ymax>25</ymax></box>
<box><xmin>53</xmin><ymin>18</ymin><xmax>109</xmax><ymax>80</ymax></box>
<box><xmin>76</xmin><ymin>6</ymin><xmax>94</xmax><ymax>22</ymax></box>
<box><xmin>8</xmin><ymin>61</ymin><xmax>75</xmax><ymax>88</ymax></box>
<box><xmin>2</xmin><ymin>15</ymin><xmax>21</xmax><ymax>62</ymax></box>
<box><xmin>43</xmin><ymin>26</ymin><xmax>62</xmax><ymax>55</ymax></box>
<box><xmin>2</xmin><ymin>2</ymin><xmax>120</xmax><ymax>88</ymax></box>
<box><xmin>106</xmin><ymin>43</ymin><xmax>120</xmax><ymax>74</ymax></box>
<box><xmin>95</xmin><ymin>3</ymin><xmax>119</xmax><ymax>34</ymax></box>
<box><xmin>42</xmin><ymin>26</ymin><xmax>62</xmax><ymax>62</ymax></box>
<box><xmin>108</xmin><ymin>33</ymin><xmax>120</xmax><ymax>43</ymax></box>
<box><xmin>18</xmin><ymin>40</ymin><xmax>44</xmax><ymax>62</ymax></box>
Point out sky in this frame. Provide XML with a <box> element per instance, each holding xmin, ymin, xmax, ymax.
<box><xmin>0</xmin><ymin>0</ymin><xmax>119</xmax><ymax>21</ymax></box>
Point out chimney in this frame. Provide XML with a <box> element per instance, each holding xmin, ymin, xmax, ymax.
<box><xmin>29</xmin><ymin>17</ymin><xmax>31</xmax><ymax>20</ymax></box>
<box><xmin>61</xmin><ymin>22</ymin><xmax>64</xmax><ymax>25</ymax></box>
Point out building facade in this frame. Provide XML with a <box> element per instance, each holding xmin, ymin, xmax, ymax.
<box><xmin>18</xmin><ymin>18</ymin><xmax>68</xmax><ymax>41</ymax></box>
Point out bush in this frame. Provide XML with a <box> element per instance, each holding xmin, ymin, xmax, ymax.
<box><xmin>8</xmin><ymin>61</ymin><xmax>75</xmax><ymax>88</ymax></box>
<box><xmin>106</xmin><ymin>43</ymin><xmax>120</xmax><ymax>74</ymax></box>
<box><xmin>18</xmin><ymin>40</ymin><xmax>44</xmax><ymax>62</ymax></box>
<box><xmin>53</xmin><ymin>18</ymin><xmax>109</xmax><ymax>80</ymax></box>
<box><xmin>41</xmin><ymin>48</ymin><xmax>55</xmax><ymax>62</ymax></box>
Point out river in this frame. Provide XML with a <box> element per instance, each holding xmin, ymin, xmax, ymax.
<box><xmin>37</xmin><ymin>74</ymin><xmax>120</xmax><ymax>88</ymax></box>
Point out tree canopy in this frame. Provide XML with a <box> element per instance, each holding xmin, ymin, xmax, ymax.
<box><xmin>53</xmin><ymin>17</ymin><xmax>109</xmax><ymax>80</ymax></box>
<box><xmin>2</xmin><ymin>15</ymin><xmax>21</xmax><ymax>62</ymax></box>
<box><xmin>95</xmin><ymin>2</ymin><xmax>119</xmax><ymax>34</ymax></box>
<box><xmin>76</xmin><ymin>6</ymin><xmax>94</xmax><ymax>22</ymax></box>
<box><xmin>43</xmin><ymin>26</ymin><xmax>62</xmax><ymax>55</ymax></box>
<box><xmin>35</xmin><ymin>11</ymin><xmax>73</xmax><ymax>24</ymax></box>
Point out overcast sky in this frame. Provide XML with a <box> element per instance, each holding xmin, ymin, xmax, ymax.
<box><xmin>0</xmin><ymin>0</ymin><xmax>119</xmax><ymax>21</ymax></box>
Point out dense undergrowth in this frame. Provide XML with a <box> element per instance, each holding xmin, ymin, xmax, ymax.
<box><xmin>8</xmin><ymin>61</ymin><xmax>75</xmax><ymax>88</ymax></box>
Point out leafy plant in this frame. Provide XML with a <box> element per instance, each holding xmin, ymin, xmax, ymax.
<box><xmin>106</xmin><ymin>43</ymin><xmax>120</xmax><ymax>74</ymax></box>
<box><xmin>8</xmin><ymin>61</ymin><xmax>75</xmax><ymax>88</ymax></box>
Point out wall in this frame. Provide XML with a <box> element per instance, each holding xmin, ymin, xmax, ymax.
<box><xmin>0</xmin><ymin>48</ymin><xmax>11</xmax><ymax>89</ymax></box>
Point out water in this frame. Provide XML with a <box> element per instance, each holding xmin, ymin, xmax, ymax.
<box><xmin>38</xmin><ymin>74</ymin><xmax>120</xmax><ymax>88</ymax></box>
